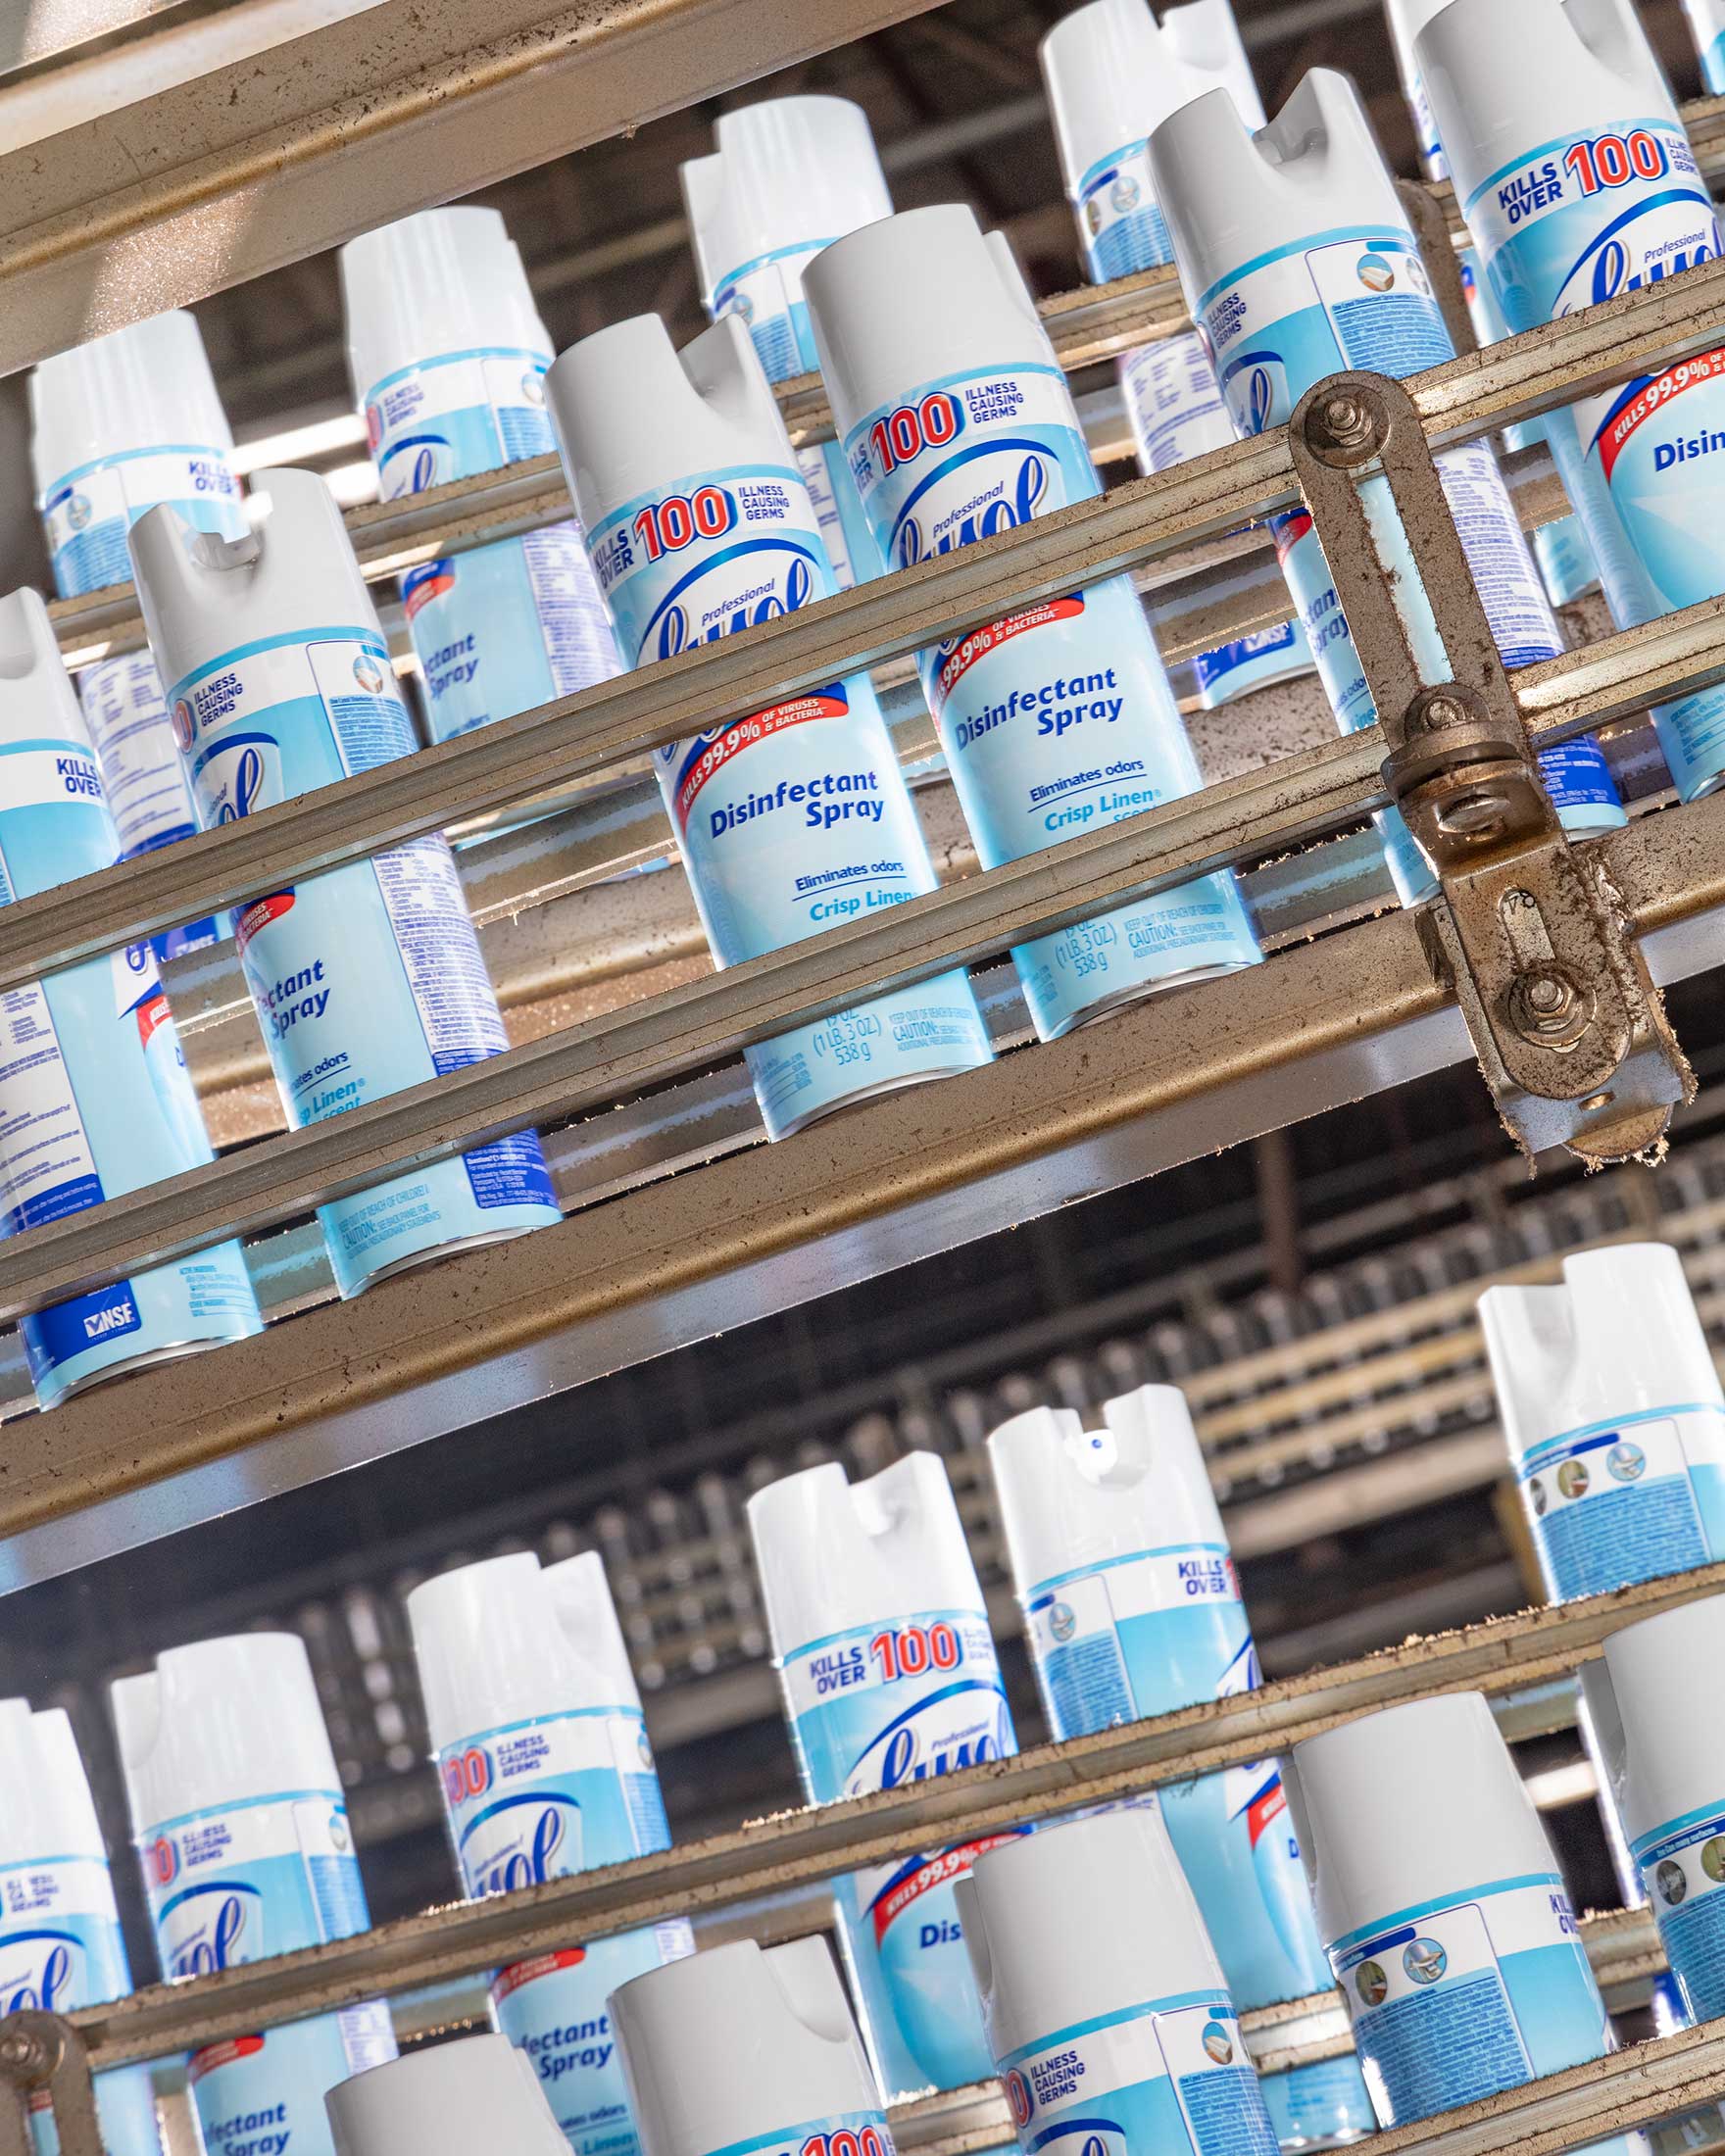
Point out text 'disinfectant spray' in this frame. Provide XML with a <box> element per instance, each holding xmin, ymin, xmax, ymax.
<box><xmin>987</xmin><ymin>1388</ymin><xmax>1372</xmax><ymax>2149</ymax></box>
<box><xmin>113</xmin><ymin>1635</ymin><xmax>398</xmax><ymax>2156</ymax></box>
<box><xmin>1146</xmin><ymin>68</ymin><xmax>1623</xmax><ymax>907</ymax></box>
<box><xmin>129</xmin><ymin>468</ymin><xmax>563</xmax><ymax>1296</ymax></box>
<box><xmin>30</xmin><ymin>312</ymin><xmax>243</xmax><ymax>958</ymax></box>
<box><xmin>547</xmin><ymin>314</ymin><xmax>993</xmax><ymax>1140</ymax></box>
<box><xmin>747</xmin><ymin>1454</ymin><xmax>1021</xmax><ymax>2099</ymax></box>
<box><xmin>805</xmin><ymin>204</ymin><xmax>1262</xmax><ymax>1038</ymax></box>
<box><xmin>407</xmin><ymin>1551</ymin><xmax>693</xmax><ymax>2156</ymax></box>
<box><xmin>681</xmin><ymin>96</ymin><xmax>888</xmax><ymax>589</ymax></box>
<box><xmin>340</xmin><ymin>208</ymin><xmax>621</xmax><ymax>746</ymax></box>
<box><xmin>1042</xmin><ymin>0</ymin><xmax>1317</xmax><ymax>706</ymax></box>
<box><xmin>1419</xmin><ymin>0</ymin><xmax>1725</xmax><ymax>802</ymax></box>
<box><xmin>0</xmin><ymin>587</ymin><xmax>260</xmax><ymax>1409</ymax></box>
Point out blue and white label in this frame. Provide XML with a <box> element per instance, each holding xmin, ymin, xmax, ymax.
<box><xmin>366</xmin><ymin>348</ymin><xmax>620</xmax><ymax>743</ymax></box>
<box><xmin>588</xmin><ymin>459</ymin><xmax>992</xmax><ymax>1140</ymax></box>
<box><xmin>1073</xmin><ymin>143</ymin><xmax>1174</xmax><ymax>286</ymax></box>
<box><xmin>698</xmin><ymin>2113</ymin><xmax>895</xmax><ymax>2156</ymax></box>
<box><xmin>1514</xmin><ymin>1403</ymin><xmax>1725</xmax><ymax>1602</ymax></box>
<box><xmin>170</xmin><ymin>627</ymin><xmax>560</xmax><ymax>1295</ymax></box>
<box><xmin>1330</xmin><ymin>1876</ymin><xmax>1636</xmax><ymax>2140</ymax></box>
<box><xmin>1700</xmin><ymin>13</ymin><xmax>1725</xmax><ymax>97</ymax></box>
<box><xmin>0</xmin><ymin>1853</ymin><xmax>160</xmax><ymax>2156</ymax></box>
<box><xmin>138</xmin><ymin>1791</ymin><xmax>395</xmax><ymax>2156</ymax></box>
<box><xmin>779</xmin><ymin>1610</ymin><xmax>1019</xmax><ymax>2097</ymax></box>
<box><xmin>435</xmin><ymin>1708</ymin><xmax>692</xmax><ymax>2156</ymax></box>
<box><xmin>1200</xmin><ymin>224</ymin><xmax>1621</xmax><ymax>904</ymax></box>
<box><xmin>844</xmin><ymin>365</ymin><xmax>1259</xmax><ymax>1036</ymax></box>
<box><xmin>41</xmin><ymin>447</ymin><xmax>241</xmax><ymax>603</ymax></box>
<box><xmin>1634</xmin><ymin>1800</ymin><xmax>1725</xmax><ymax>2024</ymax></box>
<box><xmin>0</xmin><ymin>738</ymin><xmax>258</xmax><ymax>1405</ymax></box>
<box><xmin>998</xmin><ymin>1991</ymin><xmax>1278</xmax><ymax>2156</ymax></box>
<box><xmin>1463</xmin><ymin>118</ymin><xmax>1725</xmax><ymax>798</ymax></box>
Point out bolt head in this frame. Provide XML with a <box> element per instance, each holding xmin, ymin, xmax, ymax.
<box><xmin>0</xmin><ymin>2033</ymin><xmax>40</xmax><ymax>2069</ymax></box>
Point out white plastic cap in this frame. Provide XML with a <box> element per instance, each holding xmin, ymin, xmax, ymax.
<box><xmin>1415</xmin><ymin>0</ymin><xmax>1679</xmax><ymax>211</ymax></box>
<box><xmin>0</xmin><ymin>1699</ymin><xmax>108</xmax><ymax>1865</ymax></box>
<box><xmin>1041</xmin><ymin>0</ymin><xmax>1264</xmax><ymax>206</ymax></box>
<box><xmin>613</xmin><ymin>1938</ymin><xmax>879</xmax><ymax>2156</ymax></box>
<box><xmin>29</xmin><ymin>312</ymin><xmax>233</xmax><ymax>499</ymax></box>
<box><xmin>339</xmin><ymin>206</ymin><xmax>552</xmax><ymax>408</ymax></box>
<box><xmin>326</xmin><ymin>2034</ymin><xmax>571</xmax><ymax>2156</ymax></box>
<box><xmin>0</xmin><ymin>587</ymin><xmax>99</xmax><ymax>758</ymax></box>
<box><xmin>547</xmin><ymin>314</ymin><xmax>794</xmax><ymax>537</ymax></box>
<box><xmin>1284</xmin><ymin>1692</ymin><xmax>1559</xmax><ymax>1944</ymax></box>
<box><xmin>130</xmin><ymin>466</ymin><xmax>386</xmax><ymax>694</ymax></box>
<box><xmin>988</xmin><ymin>1386</ymin><xmax>1226</xmax><ymax>1596</ymax></box>
<box><xmin>805</xmin><ymin>205</ymin><xmax>1064</xmax><ymax>445</ymax></box>
<box><xmin>407</xmin><ymin>1549</ymin><xmax>642</xmax><ymax>1755</ymax></box>
<box><xmin>956</xmin><ymin>1806</ymin><xmax>1224</xmax><ymax>2061</ymax></box>
<box><xmin>747</xmin><ymin>1452</ymin><xmax>986</xmax><ymax>1657</ymax></box>
<box><xmin>1583</xmin><ymin>1592</ymin><xmax>1725</xmax><ymax>1845</ymax></box>
<box><xmin>1478</xmin><ymin>1246</ymin><xmax>1721</xmax><ymax>1471</ymax></box>
<box><xmin>680</xmin><ymin>96</ymin><xmax>892</xmax><ymax>308</ymax></box>
<box><xmin>110</xmin><ymin>1633</ymin><xmax>342</xmax><ymax>1834</ymax></box>
<box><xmin>1146</xmin><ymin>71</ymin><xmax>1405</xmax><ymax>316</ymax></box>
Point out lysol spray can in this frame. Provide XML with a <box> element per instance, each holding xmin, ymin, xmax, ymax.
<box><xmin>0</xmin><ymin>587</ymin><xmax>260</xmax><ymax>1409</ymax></box>
<box><xmin>613</xmin><ymin>1939</ymin><xmax>893</xmax><ymax>2156</ymax></box>
<box><xmin>1685</xmin><ymin>0</ymin><xmax>1725</xmax><ymax>94</ymax></box>
<box><xmin>29</xmin><ymin>312</ymin><xmax>241</xmax><ymax>958</ymax></box>
<box><xmin>111</xmin><ymin>1634</ymin><xmax>398</xmax><ymax>2156</ymax></box>
<box><xmin>956</xmin><ymin>1809</ymin><xmax>1280</xmax><ymax>2156</ymax></box>
<box><xmin>0</xmin><ymin>1698</ymin><xmax>161</xmax><ymax>2156</ymax></box>
<box><xmin>1146</xmin><ymin>70</ymin><xmax>1624</xmax><ymax>907</ymax></box>
<box><xmin>1384</xmin><ymin>0</ymin><xmax>1601</xmax><ymax>611</ymax></box>
<box><xmin>339</xmin><ymin>208</ymin><xmax>621</xmax><ymax>744</ymax></box>
<box><xmin>547</xmin><ymin>315</ymin><xmax>994</xmax><ymax>1141</ymax></box>
<box><xmin>1419</xmin><ymin>0</ymin><xmax>1725</xmax><ymax>800</ymax></box>
<box><xmin>1041</xmin><ymin>0</ymin><xmax>1317</xmax><ymax>706</ymax></box>
<box><xmin>986</xmin><ymin>1389</ymin><xmax>1372</xmax><ymax>2149</ymax></box>
<box><xmin>1583</xmin><ymin>1592</ymin><xmax>1725</xmax><ymax>2025</ymax></box>
<box><xmin>1284</xmin><ymin>1693</ymin><xmax>1646</xmax><ymax>2156</ymax></box>
<box><xmin>747</xmin><ymin>1454</ymin><xmax>1022</xmax><ymax>2098</ymax></box>
<box><xmin>804</xmin><ymin>206</ymin><xmax>1262</xmax><ymax>1039</ymax></box>
<box><xmin>405</xmin><ymin>1550</ymin><xmax>694</xmax><ymax>2156</ymax></box>
<box><xmin>681</xmin><ymin>96</ymin><xmax>888</xmax><ymax>589</ymax></box>
<box><xmin>129</xmin><ymin>469</ymin><xmax>563</xmax><ymax>1296</ymax></box>
<box><xmin>1479</xmin><ymin>1244</ymin><xmax>1725</xmax><ymax>1602</ymax></box>
<box><xmin>328</xmin><ymin>2036</ymin><xmax>571</xmax><ymax>2156</ymax></box>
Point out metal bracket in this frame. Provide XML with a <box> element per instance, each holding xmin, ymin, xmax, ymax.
<box><xmin>0</xmin><ymin>2013</ymin><xmax>104</xmax><ymax>2156</ymax></box>
<box><xmin>1289</xmin><ymin>368</ymin><xmax>1694</xmax><ymax>1167</ymax></box>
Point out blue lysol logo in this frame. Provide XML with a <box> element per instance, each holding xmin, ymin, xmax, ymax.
<box><xmin>162</xmin><ymin>1883</ymin><xmax>263</xmax><ymax>1977</ymax></box>
<box><xmin>460</xmin><ymin>1792</ymin><xmax>581</xmax><ymax>1897</ymax></box>
<box><xmin>1248</xmin><ymin>365</ymin><xmax>1276</xmax><ymax>435</ymax></box>
<box><xmin>0</xmin><ymin>1934</ymin><xmax>80</xmax><ymax>2014</ymax></box>
<box><xmin>894</xmin><ymin>448</ymin><xmax>1050</xmax><ymax>571</ymax></box>
<box><xmin>648</xmin><ymin>548</ymin><xmax>816</xmax><ymax>664</ymax></box>
<box><xmin>848</xmin><ymin>1690</ymin><xmax>1013</xmax><ymax>1791</ymax></box>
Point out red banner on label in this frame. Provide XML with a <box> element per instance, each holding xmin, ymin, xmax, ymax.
<box><xmin>234</xmin><ymin>891</ymin><xmax>296</xmax><ymax>956</ymax></box>
<box><xmin>189</xmin><ymin>2035</ymin><xmax>267</xmax><ymax>2083</ymax></box>
<box><xmin>1599</xmin><ymin>346</ymin><xmax>1725</xmax><ymax>481</ymax></box>
<box><xmin>934</xmin><ymin>598</ymin><xmax>1085</xmax><ymax>708</ymax></box>
<box><xmin>490</xmin><ymin>1947</ymin><xmax>588</xmax><ymax>2003</ymax></box>
<box><xmin>1245</xmin><ymin>1776</ymin><xmax>1288</xmax><ymax>1851</ymax></box>
<box><xmin>872</xmin><ymin>1833</ymin><xmax>1023</xmax><ymax>1943</ymax></box>
<box><xmin>1273</xmin><ymin>511</ymin><xmax>1313</xmax><ymax>566</ymax></box>
<box><xmin>674</xmin><ymin>692</ymin><xmax>848</xmax><ymax>828</ymax></box>
<box><xmin>136</xmin><ymin>990</ymin><xmax>172</xmax><ymax>1055</ymax></box>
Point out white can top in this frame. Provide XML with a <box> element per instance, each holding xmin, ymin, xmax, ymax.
<box><xmin>956</xmin><ymin>1806</ymin><xmax>1224</xmax><ymax>2059</ymax></box>
<box><xmin>1041</xmin><ymin>0</ymin><xmax>1263</xmax><ymax>204</ymax></box>
<box><xmin>547</xmin><ymin>313</ymin><xmax>793</xmax><ymax>531</ymax></box>
<box><xmin>29</xmin><ymin>311</ymin><xmax>233</xmax><ymax>496</ymax></box>
<box><xmin>680</xmin><ymin>95</ymin><xmax>891</xmax><ymax>308</ymax></box>
<box><xmin>130</xmin><ymin>466</ymin><xmax>387</xmax><ymax>690</ymax></box>
<box><xmin>804</xmin><ymin>205</ymin><xmax>1059</xmax><ymax>444</ymax></box>
<box><xmin>1285</xmin><ymin>1692</ymin><xmax>1559</xmax><ymax>1943</ymax></box>
<box><xmin>0</xmin><ymin>1698</ymin><xmax>108</xmax><ymax>1866</ymax></box>
<box><xmin>110</xmin><ymin>1632</ymin><xmax>343</xmax><ymax>1833</ymax></box>
<box><xmin>612</xmin><ymin>1938</ymin><xmax>881</xmax><ymax>2156</ymax></box>
<box><xmin>0</xmin><ymin>586</ymin><xmax>98</xmax><ymax>757</ymax></box>
<box><xmin>1478</xmin><ymin>1245</ymin><xmax>1722</xmax><ymax>1469</ymax></box>
<box><xmin>407</xmin><ymin>1549</ymin><xmax>643</xmax><ymax>1753</ymax></box>
<box><xmin>747</xmin><ymin>1450</ymin><xmax>986</xmax><ymax>1656</ymax></box>
<box><xmin>1588</xmin><ymin>1591</ymin><xmax>1725</xmax><ymax>1842</ymax></box>
<box><xmin>326</xmin><ymin>2033</ymin><xmax>571</xmax><ymax>2156</ymax></box>
<box><xmin>1147</xmin><ymin>69</ymin><xmax>1405</xmax><ymax>310</ymax></box>
<box><xmin>339</xmin><ymin>205</ymin><xmax>551</xmax><ymax>406</ymax></box>
<box><xmin>988</xmin><ymin>1385</ymin><xmax>1226</xmax><ymax>1593</ymax></box>
<box><xmin>1415</xmin><ymin>0</ymin><xmax>1678</xmax><ymax>211</ymax></box>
